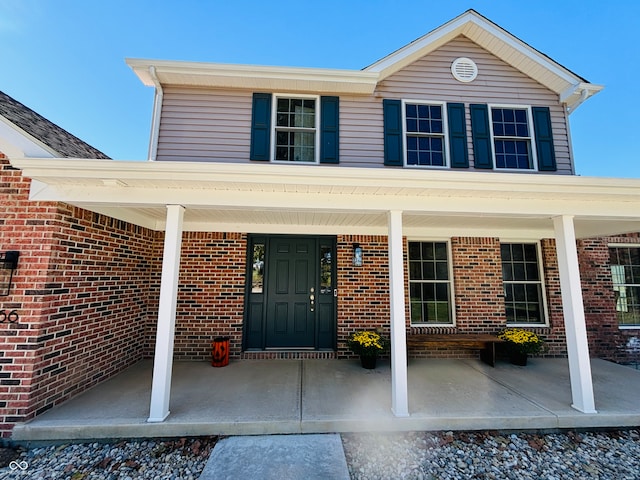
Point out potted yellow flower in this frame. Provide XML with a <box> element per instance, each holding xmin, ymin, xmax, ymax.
<box><xmin>498</xmin><ymin>328</ymin><xmax>546</xmax><ymax>366</ymax></box>
<box><xmin>347</xmin><ymin>330</ymin><xmax>389</xmax><ymax>369</ymax></box>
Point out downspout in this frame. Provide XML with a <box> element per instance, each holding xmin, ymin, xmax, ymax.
<box><xmin>147</xmin><ymin>66</ymin><xmax>163</xmax><ymax>161</ymax></box>
<box><xmin>565</xmin><ymin>88</ymin><xmax>589</xmax><ymax>175</ymax></box>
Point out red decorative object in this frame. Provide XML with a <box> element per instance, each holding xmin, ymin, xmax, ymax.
<box><xmin>212</xmin><ymin>337</ymin><xmax>230</xmax><ymax>367</ymax></box>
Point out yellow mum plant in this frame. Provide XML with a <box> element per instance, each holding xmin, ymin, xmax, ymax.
<box><xmin>498</xmin><ymin>328</ymin><xmax>546</xmax><ymax>355</ymax></box>
<box><xmin>347</xmin><ymin>330</ymin><xmax>389</xmax><ymax>357</ymax></box>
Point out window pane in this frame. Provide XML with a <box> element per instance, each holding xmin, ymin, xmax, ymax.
<box><xmin>609</xmin><ymin>247</ymin><xmax>640</xmax><ymax>326</ymax></box>
<box><xmin>320</xmin><ymin>245</ymin><xmax>333</xmax><ymax>294</ymax></box>
<box><xmin>409</xmin><ymin>261</ymin><xmax>422</xmax><ymax>280</ymax></box>
<box><xmin>502</xmin><ymin>243</ymin><xmax>545</xmax><ymax>324</ymax></box>
<box><xmin>252</xmin><ymin>243</ymin><xmax>265</xmax><ymax>293</ymax></box>
<box><xmin>409</xmin><ymin>241</ymin><xmax>452</xmax><ymax>325</ymax></box>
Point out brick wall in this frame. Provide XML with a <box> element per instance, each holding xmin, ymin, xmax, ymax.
<box><xmin>579</xmin><ymin>234</ymin><xmax>640</xmax><ymax>363</ymax></box>
<box><xmin>154</xmin><ymin>232</ymin><xmax>247</xmax><ymax>361</ymax></box>
<box><xmin>0</xmin><ymin>156</ymin><xmax>156</xmax><ymax>438</ymax></box>
<box><xmin>336</xmin><ymin>235</ymin><xmax>393</xmax><ymax>358</ymax></box>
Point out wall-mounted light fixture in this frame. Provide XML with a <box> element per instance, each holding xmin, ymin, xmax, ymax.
<box><xmin>1</xmin><ymin>251</ymin><xmax>19</xmax><ymax>296</ymax></box>
<box><xmin>352</xmin><ymin>243</ymin><xmax>363</xmax><ymax>267</ymax></box>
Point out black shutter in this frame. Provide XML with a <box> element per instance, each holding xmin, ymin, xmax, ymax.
<box><xmin>320</xmin><ymin>96</ymin><xmax>339</xmax><ymax>164</ymax></box>
<box><xmin>470</xmin><ymin>104</ymin><xmax>493</xmax><ymax>169</ymax></box>
<box><xmin>447</xmin><ymin>103</ymin><xmax>469</xmax><ymax>168</ymax></box>
<box><xmin>383</xmin><ymin>99</ymin><xmax>403</xmax><ymax>166</ymax></box>
<box><xmin>250</xmin><ymin>93</ymin><xmax>272</xmax><ymax>161</ymax></box>
<box><xmin>532</xmin><ymin>107</ymin><xmax>557</xmax><ymax>171</ymax></box>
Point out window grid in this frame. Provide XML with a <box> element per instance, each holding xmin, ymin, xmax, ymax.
<box><xmin>609</xmin><ymin>246</ymin><xmax>640</xmax><ymax>327</ymax></box>
<box><xmin>491</xmin><ymin>107</ymin><xmax>533</xmax><ymax>170</ymax></box>
<box><xmin>408</xmin><ymin>241</ymin><xmax>452</xmax><ymax>325</ymax></box>
<box><xmin>405</xmin><ymin>103</ymin><xmax>446</xmax><ymax>167</ymax></box>
<box><xmin>274</xmin><ymin>97</ymin><xmax>316</xmax><ymax>162</ymax></box>
<box><xmin>500</xmin><ymin>243</ymin><xmax>545</xmax><ymax>324</ymax></box>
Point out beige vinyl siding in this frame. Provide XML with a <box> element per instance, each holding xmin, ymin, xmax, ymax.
<box><xmin>157</xmin><ymin>87</ymin><xmax>252</xmax><ymax>162</ymax></box>
<box><xmin>373</xmin><ymin>36</ymin><xmax>572</xmax><ymax>174</ymax></box>
<box><xmin>156</xmin><ymin>36</ymin><xmax>572</xmax><ymax>173</ymax></box>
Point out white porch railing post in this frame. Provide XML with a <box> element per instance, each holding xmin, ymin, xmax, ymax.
<box><xmin>148</xmin><ymin>205</ymin><xmax>185</xmax><ymax>422</ymax></box>
<box><xmin>388</xmin><ymin>210</ymin><xmax>409</xmax><ymax>417</ymax></box>
<box><xmin>553</xmin><ymin>215</ymin><xmax>597</xmax><ymax>413</ymax></box>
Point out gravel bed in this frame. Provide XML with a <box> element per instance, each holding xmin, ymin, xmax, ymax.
<box><xmin>0</xmin><ymin>436</ymin><xmax>217</xmax><ymax>480</ymax></box>
<box><xmin>342</xmin><ymin>429</ymin><xmax>640</xmax><ymax>480</ymax></box>
<box><xmin>1</xmin><ymin>430</ymin><xmax>639</xmax><ymax>479</ymax></box>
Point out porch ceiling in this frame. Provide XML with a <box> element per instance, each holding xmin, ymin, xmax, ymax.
<box><xmin>12</xmin><ymin>158</ymin><xmax>640</xmax><ymax>239</ymax></box>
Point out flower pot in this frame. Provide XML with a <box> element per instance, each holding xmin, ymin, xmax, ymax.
<box><xmin>360</xmin><ymin>355</ymin><xmax>377</xmax><ymax>369</ymax></box>
<box><xmin>509</xmin><ymin>351</ymin><xmax>528</xmax><ymax>366</ymax></box>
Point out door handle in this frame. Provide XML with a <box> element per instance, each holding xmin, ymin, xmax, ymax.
<box><xmin>309</xmin><ymin>293</ymin><xmax>315</xmax><ymax>312</ymax></box>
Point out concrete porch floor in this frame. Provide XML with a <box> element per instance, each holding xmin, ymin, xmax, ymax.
<box><xmin>11</xmin><ymin>358</ymin><xmax>640</xmax><ymax>443</ymax></box>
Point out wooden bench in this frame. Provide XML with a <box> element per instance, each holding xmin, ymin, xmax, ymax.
<box><xmin>406</xmin><ymin>334</ymin><xmax>505</xmax><ymax>367</ymax></box>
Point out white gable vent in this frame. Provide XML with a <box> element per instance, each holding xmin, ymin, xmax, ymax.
<box><xmin>451</xmin><ymin>57</ymin><xmax>478</xmax><ymax>83</ymax></box>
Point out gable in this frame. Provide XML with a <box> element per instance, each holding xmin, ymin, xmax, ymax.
<box><xmin>376</xmin><ymin>36</ymin><xmax>558</xmax><ymax>105</ymax></box>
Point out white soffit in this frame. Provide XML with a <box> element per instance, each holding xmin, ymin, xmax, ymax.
<box><xmin>126</xmin><ymin>59</ymin><xmax>379</xmax><ymax>95</ymax></box>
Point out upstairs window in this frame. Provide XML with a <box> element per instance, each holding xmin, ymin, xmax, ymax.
<box><xmin>274</xmin><ymin>96</ymin><xmax>318</xmax><ymax>163</ymax></box>
<box><xmin>404</xmin><ymin>102</ymin><xmax>447</xmax><ymax>167</ymax></box>
<box><xmin>490</xmin><ymin>106</ymin><xmax>535</xmax><ymax>170</ymax></box>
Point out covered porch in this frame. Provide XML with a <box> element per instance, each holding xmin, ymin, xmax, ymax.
<box><xmin>12</xmin><ymin>357</ymin><xmax>640</xmax><ymax>442</ymax></box>
<box><xmin>12</xmin><ymin>158</ymin><xmax>640</xmax><ymax>431</ymax></box>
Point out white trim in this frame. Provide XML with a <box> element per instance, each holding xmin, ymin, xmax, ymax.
<box><xmin>0</xmin><ymin>115</ymin><xmax>59</xmax><ymax>158</ymax></box>
<box><xmin>401</xmin><ymin>100</ymin><xmax>450</xmax><ymax>169</ymax></box>
<box><xmin>608</xmin><ymin>243</ymin><xmax>640</xmax><ymax>248</ymax></box>
<box><xmin>487</xmin><ymin>104</ymin><xmax>538</xmax><ymax>171</ymax></box>
<box><xmin>407</xmin><ymin>239</ymin><xmax>456</xmax><ymax>327</ymax></box>
<box><xmin>270</xmin><ymin>94</ymin><xmax>320</xmax><ymax>164</ymax></box>
<box><xmin>499</xmin><ymin>240</ymin><xmax>550</xmax><ymax>327</ymax></box>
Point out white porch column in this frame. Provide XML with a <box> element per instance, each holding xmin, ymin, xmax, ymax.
<box><xmin>553</xmin><ymin>215</ymin><xmax>597</xmax><ymax>413</ymax></box>
<box><xmin>148</xmin><ymin>205</ymin><xmax>185</xmax><ymax>422</ymax></box>
<box><xmin>388</xmin><ymin>210</ymin><xmax>409</xmax><ymax>417</ymax></box>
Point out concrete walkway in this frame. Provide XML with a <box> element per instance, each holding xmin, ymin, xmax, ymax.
<box><xmin>199</xmin><ymin>434</ymin><xmax>350</xmax><ymax>480</ymax></box>
<box><xmin>11</xmin><ymin>358</ymin><xmax>640</xmax><ymax>443</ymax></box>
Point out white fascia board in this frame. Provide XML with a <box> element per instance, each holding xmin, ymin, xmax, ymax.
<box><xmin>0</xmin><ymin>115</ymin><xmax>59</xmax><ymax>158</ymax></box>
<box><xmin>126</xmin><ymin>58</ymin><xmax>379</xmax><ymax>94</ymax></box>
<box><xmin>11</xmin><ymin>157</ymin><xmax>640</xmax><ymax>202</ymax></box>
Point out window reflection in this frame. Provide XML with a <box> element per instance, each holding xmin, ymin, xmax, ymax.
<box><xmin>320</xmin><ymin>246</ymin><xmax>332</xmax><ymax>294</ymax></box>
<box><xmin>252</xmin><ymin>243</ymin><xmax>265</xmax><ymax>293</ymax></box>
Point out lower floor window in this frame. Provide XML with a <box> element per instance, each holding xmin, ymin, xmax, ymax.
<box><xmin>500</xmin><ymin>242</ymin><xmax>545</xmax><ymax>324</ymax></box>
<box><xmin>609</xmin><ymin>245</ymin><xmax>640</xmax><ymax>327</ymax></box>
<box><xmin>408</xmin><ymin>241</ymin><xmax>453</xmax><ymax>325</ymax></box>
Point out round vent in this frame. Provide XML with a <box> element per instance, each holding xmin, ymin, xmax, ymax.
<box><xmin>451</xmin><ymin>57</ymin><xmax>478</xmax><ymax>83</ymax></box>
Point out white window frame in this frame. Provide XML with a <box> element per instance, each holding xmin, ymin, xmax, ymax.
<box><xmin>608</xmin><ymin>243</ymin><xmax>640</xmax><ymax>330</ymax></box>
<box><xmin>488</xmin><ymin>104</ymin><xmax>539</xmax><ymax>171</ymax></box>
<box><xmin>407</xmin><ymin>238</ymin><xmax>456</xmax><ymax>327</ymax></box>
<box><xmin>499</xmin><ymin>240</ymin><xmax>549</xmax><ymax>327</ymax></box>
<box><xmin>271</xmin><ymin>93</ymin><xmax>320</xmax><ymax>164</ymax></box>
<box><xmin>402</xmin><ymin>100</ymin><xmax>450</xmax><ymax>169</ymax></box>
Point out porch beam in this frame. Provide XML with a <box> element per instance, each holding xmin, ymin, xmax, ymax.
<box><xmin>388</xmin><ymin>210</ymin><xmax>409</xmax><ymax>417</ymax></box>
<box><xmin>553</xmin><ymin>215</ymin><xmax>597</xmax><ymax>414</ymax></box>
<box><xmin>148</xmin><ymin>204</ymin><xmax>185</xmax><ymax>422</ymax></box>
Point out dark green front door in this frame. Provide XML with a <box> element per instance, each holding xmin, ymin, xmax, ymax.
<box><xmin>265</xmin><ymin>236</ymin><xmax>315</xmax><ymax>347</ymax></box>
<box><xmin>245</xmin><ymin>235</ymin><xmax>336</xmax><ymax>350</ymax></box>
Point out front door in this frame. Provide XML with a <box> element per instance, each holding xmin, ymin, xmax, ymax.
<box><xmin>244</xmin><ymin>235</ymin><xmax>336</xmax><ymax>350</ymax></box>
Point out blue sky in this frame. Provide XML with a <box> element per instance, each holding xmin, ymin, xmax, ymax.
<box><xmin>1</xmin><ymin>0</ymin><xmax>638</xmax><ymax>178</ymax></box>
